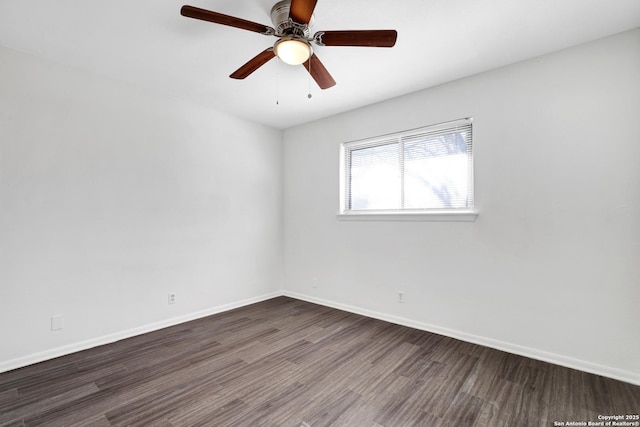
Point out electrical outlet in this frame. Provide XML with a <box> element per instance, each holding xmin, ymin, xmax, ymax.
<box><xmin>398</xmin><ymin>291</ymin><xmax>404</xmax><ymax>303</ymax></box>
<box><xmin>168</xmin><ymin>292</ymin><xmax>176</xmax><ymax>305</ymax></box>
<box><xmin>312</xmin><ymin>277</ymin><xmax>318</xmax><ymax>289</ymax></box>
<box><xmin>51</xmin><ymin>314</ymin><xmax>64</xmax><ymax>331</ymax></box>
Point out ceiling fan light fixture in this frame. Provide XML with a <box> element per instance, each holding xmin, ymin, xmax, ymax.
<box><xmin>274</xmin><ymin>38</ymin><xmax>311</xmax><ymax>65</ymax></box>
<box><xmin>181</xmin><ymin>1</ymin><xmax>397</xmax><ymax>89</ymax></box>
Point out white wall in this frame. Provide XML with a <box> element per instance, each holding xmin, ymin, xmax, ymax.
<box><xmin>2</xmin><ymin>29</ymin><xmax>638</xmax><ymax>384</ymax></box>
<box><xmin>0</xmin><ymin>46</ymin><xmax>283</xmax><ymax>370</ymax></box>
<box><xmin>283</xmin><ymin>29</ymin><xmax>640</xmax><ymax>384</ymax></box>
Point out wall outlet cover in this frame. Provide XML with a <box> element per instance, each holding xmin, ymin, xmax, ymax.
<box><xmin>51</xmin><ymin>314</ymin><xmax>64</xmax><ymax>331</ymax></box>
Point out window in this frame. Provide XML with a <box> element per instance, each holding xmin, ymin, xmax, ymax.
<box><xmin>339</xmin><ymin>118</ymin><xmax>476</xmax><ymax>221</ymax></box>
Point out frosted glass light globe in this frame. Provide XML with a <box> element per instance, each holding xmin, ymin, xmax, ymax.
<box><xmin>275</xmin><ymin>39</ymin><xmax>311</xmax><ymax>65</ymax></box>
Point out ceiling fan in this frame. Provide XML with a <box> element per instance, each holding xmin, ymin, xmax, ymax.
<box><xmin>180</xmin><ymin>0</ymin><xmax>398</xmax><ymax>89</ymax></box>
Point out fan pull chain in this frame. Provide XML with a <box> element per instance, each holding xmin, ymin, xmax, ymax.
<box><xmin>276</xmin><ymin>57</ymin><xmax>280</xmax><ymax>105</ymax></box>
<box><xmin>307</xmin><ymin>57</ymin><xmax>312</xmax><ymax>99</ymax></box>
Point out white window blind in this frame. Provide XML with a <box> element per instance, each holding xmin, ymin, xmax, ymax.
<box><xmin>342</xmin><ymin>118</ymin><xmax>474</xmax><ymax>215</ymax></box>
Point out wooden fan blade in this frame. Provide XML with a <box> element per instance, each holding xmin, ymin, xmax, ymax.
<box><xmin>230</xmin><ymin>49</ymin><xmax>276</xmax><ymax>79</ymax></box>
<box><xmin>181</xmin><ymin>5</ymin><xmax>274</xmax><ymax>34</ymax></box>
<box><xmin>289</xmin><ymin>0</ymin><xmax>318</xmax><ymax>25</ymax></box>
<box><xmin>316</xmin><ymin>30</ymin><xmax>397</xmax><ymax>47</ymax></box>
<box><xmin>302</xmin><ymin>53</ymin><xmax>336</xmax><ymax>90</ymax></box>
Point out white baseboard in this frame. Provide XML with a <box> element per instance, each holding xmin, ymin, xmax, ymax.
<box><xmin>283</xmin><ymin>291</ymin><xmax>640</xmax><ymax>386</ymax></box>
<box><xmin>3</xmin><ymin>290</ymin><xmax>638</xmax><ymax>386</ymax></box>
<box><xmin>0</xmin><ymin>291</ymin><xmax>281</xmax><ymax>374</ymax></box>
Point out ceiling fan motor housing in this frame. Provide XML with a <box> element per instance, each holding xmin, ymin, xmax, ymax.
<box><xmin>271</xmin><ymin>0</ymin><xmax>314</xmax><ymax>37</ymax></box>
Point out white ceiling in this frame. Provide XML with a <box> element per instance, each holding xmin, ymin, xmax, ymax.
<box><xmin>1</xmin><ymin>0</ymin><xmax>639</xmax><ymax>129</ymax></box>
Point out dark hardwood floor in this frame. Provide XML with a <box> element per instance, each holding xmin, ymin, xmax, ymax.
<box><xmin>1</xmin><ymin>297</ymin><xmax>638</xmax><ymax>426</ymax></box>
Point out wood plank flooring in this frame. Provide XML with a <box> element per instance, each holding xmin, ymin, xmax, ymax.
<box><xmin>1</xmin><ymin>297</ymin><xmax>638</xmax><ymax>426</ymax></box>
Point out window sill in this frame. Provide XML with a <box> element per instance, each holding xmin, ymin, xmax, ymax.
<box><xmin>336</xmin><ymin>210</ymin><xmax>478</xmax><ymax>222</ymax></box>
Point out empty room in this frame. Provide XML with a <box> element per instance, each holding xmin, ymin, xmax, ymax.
<box><xmin>1</xmin><ymin>0</ymin><xmax>639</xmax><ymax>425</ymax></box>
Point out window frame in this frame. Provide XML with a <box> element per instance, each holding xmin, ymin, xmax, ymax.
<box><xmin>338</xmin><ymin>118</ymin><xmax>478</xmax><ymax>222</ymax></box>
